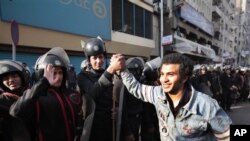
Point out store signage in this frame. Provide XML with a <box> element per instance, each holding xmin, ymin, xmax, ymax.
<box><xmin>0</xmin><ymin>0</ymin><xmax>111</xmax><ymax>40</ymax></box>
<box><xmin>162</xmin><ymin>35</ymin><xmax>173</xmax><ymax>45</ymax></box>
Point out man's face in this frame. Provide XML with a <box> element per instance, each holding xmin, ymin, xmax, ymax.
<box><xmin>200</xmin><ymin>68</ymin><xmax>207</xmax><ymax>75</ymax></box>
<box><xmin>51</xmin><ymin>67</ymin><xmax>64</xmax><ymax>87</ymax></box>
<box><xmin>90</xmin><ymin>54</ymin><xmax>104</xmax><ymax>70</ymax></box>
<box><xmin>159</xmin><ymin>64</ymin><xmax>187</xmax><ymax>94</ymax></box>
<box><xmin>2</xmin><ymin>73</ymin><xmax>22</xmax><ymax>91</ymax></box>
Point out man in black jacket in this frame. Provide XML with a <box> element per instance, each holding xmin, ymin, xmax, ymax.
<box><xmin>0</xmin><ymin>60</ymin><xmax>30</xmax><ymax>141</ymax></box>
<box><xmin>10</xmin><ymin>47</ymin><xmax>83</xmax><ymax>141</ymax></box>
<box><xmin>77</xmin><ymin>37</ymin><xmax>125</xmax><ymax>141</ymax></box>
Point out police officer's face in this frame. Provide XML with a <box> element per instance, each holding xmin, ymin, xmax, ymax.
<box><xmin>2</xmin><ymin>73</ymin><xmax>22</xmax><ymax>91</ymax></box>
<box><xmin>90</xmin><ymin>54</ymin><xmax>104</xmax><ymax>70</ymax></box>
<box><xmin>159</xmin><ymin>64</ymin><xmax>187</xmax><ymax>95</ymax></box>
<box><xmin>200</xmin><ymin>68</ymin><xmax>207</xmax><ymax>74</ymax></box>
<box><xmin>51</xmin><ymin>67</ymin><xmax>63</xmax><ymax>87</ymax></box>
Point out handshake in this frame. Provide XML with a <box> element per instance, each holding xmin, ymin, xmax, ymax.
<box><xmin>108</xmin><ymin>54</ymin><xmax>126</xmax><ymax>75</ymax></box>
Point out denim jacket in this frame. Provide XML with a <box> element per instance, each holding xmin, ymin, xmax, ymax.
<box><xmin>121</xmin><ymin>70</ymin><xmax>232</xmax><ymax>141</ymax></box>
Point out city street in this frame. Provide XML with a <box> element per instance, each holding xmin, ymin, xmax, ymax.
<box><xmin>227</xmin><ymin>101</ymin><xmax>250</xmax><ymax>125</ymax></box>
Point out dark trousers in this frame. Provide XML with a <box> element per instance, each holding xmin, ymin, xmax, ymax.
<box><xmin>90</xmin><ymin>115</ymin><xmax>113</xmax><ymax>141</ymax></box>
<box><xmin>222</xmin><ymin>91</ymin><xmax>232</xmax><ymax>111</ymax></box>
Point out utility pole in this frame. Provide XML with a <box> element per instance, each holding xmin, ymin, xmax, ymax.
<box><xmin>160</xmin><ymin>0</ymin><xmax>164</xmax><ymax>59</ymax></box>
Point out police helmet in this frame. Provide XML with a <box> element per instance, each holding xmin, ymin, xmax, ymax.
<box><xmin>126</xmin><ymin>57</ymin><xmax>144</xmax><ymax>80</ymax></box>
<box><xmin>126</xmin><ymin>57</ymin><xmax>144</xmax><ymax>70</ymax></box>
<box><xmin>84</xmin><ymin>38</ymin><xmax>106</xmax><ymax>60</ymax></box>
<box><xmin>0</xmin><ymin>60</ymin><xmax>30</xmax><ymax>91</ymax></box>
<box><xmin>36</xmin><ymin>54</ymin><xmax>67</xmax><ymax>70</ymax></box>
<box><xmin>141</xmin><ymin>57</ymin><xmax>161</xmax><ymax>83</ymax></box>
<box><xmin>34</xmin><ymin>47</ymin><xmax>70</xmax><ymax>82</ymax></box>
<box><xmin>80</xmin><ymin>60</ymin><xmax>89</xmax><ymax>71</ymax></box>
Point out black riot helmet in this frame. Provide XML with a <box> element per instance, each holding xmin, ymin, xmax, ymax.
<box><xmin>140</xmin><ymin>57</ymin><xmax>161</xmax><ymax>83</ymax></box>
<box><xmin>0</xmin><ymin>60</ymin><xmax>30</xmax><ymax>91</ymax></box>
<box><xmin>34</xmin><ymin>47</ymin><xmax>70</xmax><ymax>83</ymax></box>
<box><xmin>83</xmin><ymin>37</ymin><xmax>106</xmax><ymax>61</ymax></box>
<box><xmin>126</xmin><ymin>57</ymin><xmax>144</xmax><ymax>81</ymax></box>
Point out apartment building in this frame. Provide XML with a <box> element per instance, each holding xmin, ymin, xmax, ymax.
<box><xmin>163</xmin><ymin>0</ymin><xmax>217</xmax><ymax>64</ymax></box>
<box><xmin>212</xmin><ymin>0</ymin><xmax>248</xmax><ymax>66</ymax></box>
<box><xmin>242</xmin><ymin>0</ymin><xmax>250</xmax><ymax>66</ymax></box>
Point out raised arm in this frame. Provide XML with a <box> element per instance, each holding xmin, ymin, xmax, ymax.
<box><xmin>120</xmin><ymin>69</ymin><xmax>161</xmax><ymax>104</ymax></box>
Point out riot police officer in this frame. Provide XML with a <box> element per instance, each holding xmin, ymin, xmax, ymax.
<box><xmin>10</xmin><ymin>47</ymin><xmax>83</xmax><ymax>141</ymax></box>
<box><xmin>118</xmin><ymin>57</ymin><xmax>144</xmax><ymax>141</ymax></box>
<box><xmin>140</xmin><ymin>57</ymin><xmax>161</xmax><ymax>141</ymax></box>
<box><xmin>0</xmin><ymin>60</ymin><xmax>30</xmax><ymax>141</ymax></box>
<box><xmin>77</xmin><ymin>37</ymin><xmax>125</xmax><ymax>141</ymax></box>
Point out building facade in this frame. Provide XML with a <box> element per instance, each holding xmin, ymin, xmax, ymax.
<box><xmin>1</xmin><ymin>0</ymin><xmax>248</xmax><ymax>70</ymax></box>
<box><xmin>162</xmin><ymin>0</ymin><xmax>217</xmax><ymax>64</ymax></box>
<box><xmin>211</xmin><ymin>0</ymin><xmax>249</xmax><ymax>66</ymax></box>
<box><xmin>241</xmin><ymin>0</ymin><xmax>250</xmax><ymax>67</ymax></box>
<box><xmin>0</xmin><ymin>0</ymin><xmax>158</xmax><ymax>73</ymax></box>
<box><xmin>157</xmin><ymin>0</ymin><xmax>248</xmax><ymax>66</ymax></box>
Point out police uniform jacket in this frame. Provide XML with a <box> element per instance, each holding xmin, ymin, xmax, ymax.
<box><xmin>9</xmin><ymin>77</ymin><xmax>82</xmax><ymax>141</ymax></box>
<box><xmin>0</xmin><ymin>89</ymin><xmax>30</xmax><ymax>141</ymax></box>
<box><xmin>77</xmin><ymin>68</ymin><xmax>114</xmax><ymax>117</ymax></box>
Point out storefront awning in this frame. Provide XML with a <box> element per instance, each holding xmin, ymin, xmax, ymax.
<box><xmin>170</xmin><ymin>34</ymin><xmax>216</xmax><ymax>60</ymax></box>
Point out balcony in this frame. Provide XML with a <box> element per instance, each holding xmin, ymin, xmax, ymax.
<box><xmin>213</xmin><ymin>21</ymin><xmax>222</xmax><ymax>32</ymax></box>
<box><xmin>212</xmin><ymin>6</ymin><xmax>223</xmax><ymax>21</ymax></box>
<box><xmin>212</xmin><ymin>39</ymin><xmax>223</xmax><ymax>49</ymax></box>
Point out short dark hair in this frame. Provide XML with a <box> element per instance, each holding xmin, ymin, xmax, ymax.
<box><xmin>161</xmin><ymin>53</ymin><xmax>194</xmax><ymax>79</ymax></box>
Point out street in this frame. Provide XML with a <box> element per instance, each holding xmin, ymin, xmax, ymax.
<box><xmin>227</xmin><ymin>101</ymin><xmax>250</xmax><ymax>125</ymax></box>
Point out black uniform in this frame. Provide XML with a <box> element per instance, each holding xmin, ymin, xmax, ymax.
<box><xmin>10</xmin><ymin>48</ymin><xmax>83</xmax><ymax>141</ymax></box>
<box><xmin>221</xmin><ymin>72</ymin><xmax>234</xmax><ymax>111</ymax></box>
<box><xmin>78</xmin><ymin>68</ymin><xmax>114</xmax><ymax>141</ymax></box>
<box><xmin>0</xmin><ymin>91</ymin><xmax>31</xmax><ymax>141</ymax></box>
<box><xmin>10</xmin><ymin>77</ymin><xmax>82</xmax><ymax>141</ymax></box>
<box><xmin>0</xmin><ymin>60</ymin><xmax>31</xmax><ymax>141</ymax></box>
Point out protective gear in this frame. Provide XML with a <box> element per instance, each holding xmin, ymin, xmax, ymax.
<box><xmin>141</xmin><ymin>57</ymin><xmax>161</xmax><ymax>83</ymax></box>
<box><xmin>83</xmin><ymin>38</ymin><xmax>106</xmax><ymax>60</ymax></box>
<box><xmin>0</xmin><ymin>60</ymin><xmax>30</xmax><ymax>91</ymax></box>
<box><xmin>125</xmin><ymin>57</ymin><xmax>144</xmax><ymax>81</ymax></box>
<box><xmin>126</xmin><ymin>57</ymin><xmax>144</xmax><ymax>70</ymax></box>
<box><xmin>36</xmin><ymin>54</ymin><xmax>67</xmax><ymax>70</ymax></box>
<box><xmin>34</xmin><ymin>47</ymin><xmax>69</xmax><ymax>70</ymax></box>
<box><xmin>223</xmin><ymin>65</ymin><xmax>231</xmax><ymax>70</ymax></box>
<box><xmin>33</xmin><ymin>47</ymin><xmax>70</xmax><ymax>82</ymax></box>
<box><xmin>80</xmin><ymin>60</ymin><xmax>89</xmax><ymax>71</ymax></box>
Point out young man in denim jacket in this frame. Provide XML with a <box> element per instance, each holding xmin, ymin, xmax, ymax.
<box><xmin>115</xmin><ymin>53</ymin><xmax>232</xmax><ymax>141</ymax></box>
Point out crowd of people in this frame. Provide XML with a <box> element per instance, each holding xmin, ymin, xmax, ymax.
<box><xmin>190</xmin><ymin>64</ymin><xmax>250</xmax><ymax>111</ymax></box>
<box><xmin>1</xmin><ymin>36</ymin><xmax>249</xmax><ymax>141</ymax></box>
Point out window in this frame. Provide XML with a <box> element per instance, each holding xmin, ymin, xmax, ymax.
<box><xmin>112</xmin><ymin>0</ymin><xmax>122</xmax><ymax>31</ymax></box>
<box><xmin>145</xmin><ymin>10</ymin><xmax>152</xmax><ymax>39</ymax></box>
<box><xmin>135</xmin><ymin>5</ymin><xmax>143</xmax><ymax>37</ymax></box>
<box><xmin>112</xmin><ymin>0</ymin><xmax>153</xmax><ymax>39</ymax></box>
<box><xmin>124</xmin><ymin>0</ymin><xmax>134</xmax><ymax>34</ymax></box>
